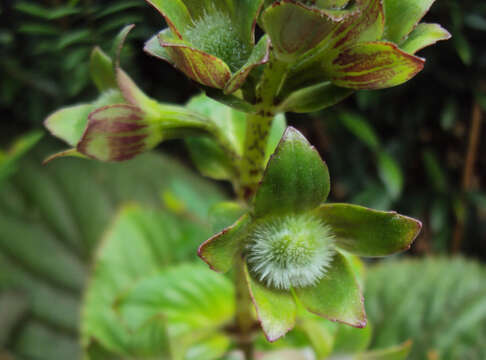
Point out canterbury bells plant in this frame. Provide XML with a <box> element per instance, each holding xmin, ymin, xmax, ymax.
<box><xmin>44</xmin><ymin>0</ymin><xmax>450</xmax><ymax>358</ymax></box>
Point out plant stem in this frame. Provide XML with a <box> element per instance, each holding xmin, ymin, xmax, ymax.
<box><xmin>234</xmin><ymin>55</ymin><xmax>290</xmax><ymax>359</ymax></box>
<box><xmin>239</xmin><ymin>56</ymin><xmax>289</xmax><ymax>198</ymax></box>
<box><xmin>235</xmin><ymin>256</ymin><xmax>255</xmax><ymax>360</ymax></box>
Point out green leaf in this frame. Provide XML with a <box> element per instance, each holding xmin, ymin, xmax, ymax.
<box><xmin>295</xmin><ymin>252</ymin><xmax>366</xmax><ymax>328</ymax></box>
<box><xmin>116</xmin><ymin>263</ymin><xmax>233</xmax><ymax>359</ymax></box>
<box><xmin>90</xmin><ymin>47</ymin><xmax>117</xmax><ymax>92</ymax></box>
<box><xmin>314</xmin><ymin>203</ymin><xmax>421</xmax><ymax>257</ymax></box>
<box><xmin>81</xmin><ymin>206</ymin><xmax>218</xmax><ymax>357</ymax></box>
<box><xmin>44</xmin><ymin>90</ymin><xmax>125</xmax><ymax>147</ymax></box>
<box><xmin>186</xmin><ymin>137</ymin><xmax>236</xmax><ymax>181</ymax></box>
<box><xmin>400</xmin><ymin>23</ymin><xmax>451</xmax><ymax>54</ymax></box>
<box><xmin>340</xmin><ymin>112</ymin><xmax>380</xmax><ymax>151</ymax></box>
<box><xmin>144</xmin><ymin>0</ymin><xmax>195</xmax><ymax>38</ymax></box>
<box><xmin>245</xmin><ymin>264</ymin><xmax>296</xmax><ymax>342</ymax></box>
<box><xmin>377</xmin><ymin>152</ymin><xmax>404</xmax><ymax>199</ymax></box>
<box><xmin>297</xmin><ymin>318</ymin><xmax>334</xmax><ymax>358</ymax></box>
<box><xmin>356</xmin><ymin>341</ymin><xmax>412</xmax><ymax>360</ymax></box>
<box><xmin>158</xmin><ymin>30</ymin><xmax>232</xmax><ymax>89</ymax></box>
<box><xmin>0</xmin><ymin>131</ymin><xmax>43</xmax><ymax>184</ymax></box>
<box><xmin>198</xmin><ymin>215</ymin><xmax>251</xmax><ymax>273</ymax></box>
<box><xmin>328</xmin><ymin>41</ymin><xmax>425</xmax><ymax>90</ymax></box>
<box><xmin>278</xmin><ymin>82</ymin><xmax>354</xmax><ymax>113</ymax></box>
<box><xmin>0</xmin><ymin>143</ymin><xmax>224</xmax><ymax>359</ymax></box>
<box><xmin>253</xmin><ymin>127</ymin><xmax>330</xmax><ymax>217</ymax></box>
<box><xmin>262</xmin><ymin>1</ymin><xmax>343</xmax><ymax>61</ymax></box>
<box><xmin>203</xmin><ymin>87</ymin><xmax>257</xmax><ymax>113</ymax></box>
<box><xmin>144</xmin><ymin>31</ymin><xmax>172</xmax><ymax>62</ymax></box>
<box><xmin>208</xmin><ymin>201</ymin><xmax>247</xmax><ymax>233</ymax></box>
<box><xmin>224</xmin><ymin>35</ymin><xmax>269</xmax><ymax>94</ymax></box>
<box><xmin>383</xmin><ymin>0</ymin><xmax>436</xmax><ymax>43</ymax></box>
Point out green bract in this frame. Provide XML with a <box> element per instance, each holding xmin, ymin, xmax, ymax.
<box><xmin>144</xmin><ymin>0</ymin><xmax>269</xmax><ymax>94</ymax></box>
<box><xmin>44</xmin><ymin>28</ymin><xmax>214</xmax><ymax>163</ymax></box>
<box><xmin>263</xmin><ymin>0</ymin><xmax>451</xmax><ymax>112</ymax></box>
<box><xmin>199</xmin><ymin>127</ymin><xmax>421</xmax><ymax>341</ymax></box>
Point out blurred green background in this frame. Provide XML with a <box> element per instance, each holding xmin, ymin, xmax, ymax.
<box><xmin>0</xmin><ymin>0</ymin><xmax>485</xmax><ymax>359</ymax></box>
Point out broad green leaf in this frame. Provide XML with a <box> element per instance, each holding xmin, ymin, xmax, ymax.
<box><xmin>262</xmin><ymin>1</ymin><xmax>341</xmax><ymax>61</ymax></box>
<box><xmin>81</xmin><ymin>206</ymin><xmax>216</xmax><ymax>357</ymax></box>
<box><xmin>253</xmin><ymin>127</ymin><xmax>330</xmax><ymax>217</ymax></box>
<box><xmin>298</xmin><ymin>318</ymin><xmax>334</xmax><ymax>358</ymax></box>
<box><xmin>233</xmin><ymin>0</ymin><xmax>265</xmax><ymax>45</ymax></box>
<box><xmin>383</xmin><ymin>0</ymin><xmax>436</xmax><ymax>43</ymax></box>
<box><xmin>328</xmin><ymin>41</ymin><xmax>425</xmax><ymax>90</ymax></box>
<box><xmin>245</xmin><ymin>264</ymin><xmax>296</xmax><ymax>342</ymax></box>
<box><xmin>365</xmin><ymin>258</ymin><xmax>486</xmax><ymax>359</ymax></box>
<box><xmin>314</xmin><ymin>203</ymin><xmax>421</xmax><ymax>257</ymax></box>
<box><xmin>144</xmin><ymin>0</ymin><xmax>192</xmax><ymax>38</ymax></box>
<box><xmin>186</xmin><ymin>137</ymin><xmax>236</xmax><ymax>181</ymax></box>
<box><xmin>264</xmin><ymin>113</ymin><xmax>286</xmax><ymax>165</ymax></box>
<box><xmin>0</xmin><ymin>143</ymin><xmax>224</xmax><ymax>359</ymax></box>
<box><xmin>356</xmin><ymin>341</ymin><xmax>412</xmax><ymax>360</ymax></box>
<box><xmin>203</xmin><ymin>87</ymin><xmax>257</xmax><ymax>113</ymax></box>
<box><xmin>198</xmin><ymin>215</ymin><xmax>251</xmax><ymax>273</ymax></box>
<box><xmin>400</xmin><ymin>23</ymin><xmax>451</xmax><ymax>54</ymax></box>
<box><xmin>295</xmin><ymin>252</ymin><xmax>366</xmax><ymax>328</ymax></box>
<box><xmin>332</xmin><ymin>319</ymin><xmax>372</xmax><ymax>353</ymax></box>
<box><xmin>224</xmin><ymin>35</ymin><xmax>269</xmax><ymax>94</ymax></box>
<box><xmin>340</xmin><ymin>112</ymin><xmax>380</xmax><ymax>151</ymax></box>
<box><xmin>278</xmin><ymin>82</ymin><xmax>354</xmax><ymax>113</ymax></box>
<box><xmin>90</xmin><ymin>46</ymin><xmax>116</xmax><ymax>92</ymax></box>
<box><xmin>159</xmin><ymin>30</ymin><xmax>232</xmax><ymax>89</ymax></box>
<box><xmin>116</xmin><ymin>263</ymin><xmax>234</xmax><ymax>358</ymax></box>
<box><xmin>377</xmin><ymin>152</ymin><xmax>404</xmax><ymax>199</ymax></box>
<box><xmin>208</xmin><ymin>201</ymin><xmax>247</xmax><ymax>233</ymax></box>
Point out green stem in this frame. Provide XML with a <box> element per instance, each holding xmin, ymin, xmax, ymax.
<box><xmin>235</xmin><ymin>256</ymin><xmax>255</xmax><ymax>360</ymax></box>
<box><xmin>239</xmin><ymin>56</ymin><xmax>289</xmax><ymax>198</ymax></box>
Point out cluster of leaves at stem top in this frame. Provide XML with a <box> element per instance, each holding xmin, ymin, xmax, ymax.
<box><xmin>199</xmin><ymin>127</ymin><xmax>422</xmax><ymax>341</ymax></box>
<box><xmin>144</xmin><ymin>0</ymin><xmax>450</xmax><ymax>113</ymax></box>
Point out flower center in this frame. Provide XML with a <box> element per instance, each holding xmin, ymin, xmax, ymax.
<box><xmin>184</xmin><ymin>8</ymin><xmax>249</xmax><ymax>72</ymax></box>
<box><xmin>246</xmin><ymin>214</ymin><xmax>335</xmax><ymax>290</ymax></box>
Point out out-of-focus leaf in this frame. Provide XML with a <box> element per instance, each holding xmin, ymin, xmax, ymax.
<box><xmin>377</xmin><ymin>152</ymin><xmax>403</xmax><ymax>199</ymax></box>
<box><xmin>0</xmin><ymin>142</ymin><xmax>225</xmax><ymax>359</ymax></box>
<box><xmin>422</xmin><ymin>150</ymin><xmax>448</xmax><ymax>192</ymax></box>
<box><xmin>116</xmin><ymin>263</ymin><xmax>234</xmax><ymax>359</ymax></box>
<box><xmin>340</xmin><ymin>112</ymin><xmax>380</xmax><ymax>151</ymax></box>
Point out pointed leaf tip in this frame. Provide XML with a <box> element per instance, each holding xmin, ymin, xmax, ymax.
<box><xmin>254</xmin><ymin>127</ymin><xmax>330</xmax><ymax>217</ymax></box>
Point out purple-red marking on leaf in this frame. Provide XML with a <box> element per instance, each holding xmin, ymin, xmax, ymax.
<box><xmin>77</xmin><ymin>104</ymin><xmax>149</xmax><ymax>162</ymax></box>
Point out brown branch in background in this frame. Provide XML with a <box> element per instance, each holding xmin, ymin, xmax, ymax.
<box><xmin>452</xmin><ymin>100</ymin><xmax>483</xmax><ymax>253</ymax></box>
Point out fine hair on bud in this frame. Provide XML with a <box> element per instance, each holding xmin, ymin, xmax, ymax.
<box><xmin>184</xmin><ymin>6</ymin><xmax>249</xmax><ymax>72</ymax></box>
<box><xmin>246</xmin><ymin>214</ymin><xmax>335</xmax><ymax>290</ymax></box>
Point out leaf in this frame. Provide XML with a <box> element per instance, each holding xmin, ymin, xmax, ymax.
<box><xmin>356</xmin><ymin>341</ymin><xmax>412</xmax><ymax>360</ymax></box>
<box><xmin>339</xmin><ymin>112</ymin><xmax>380</xmax><ymax>151</ymax></box>
<box><xmin>0</xmin><ymin>142</ymin><xmax>225</xmax><ymax>359</ymax></box>
<box><xmin>44</xmin><ymin>90</ymin><xmax>125</xmax><ymax>147</ymax></box>
<box><xmin>383</xmin><ymin>0</ymin><xmax>437</xmax><ymax>43</ymax></box>
<box><xmin>198</xmin><ymin>215</ymin><xmax>251</xmax><ymax>273</ymax></box>
<box><xmin>224</xmin><ymin>35</ymin><xmax>269</xmax><ymax>94</ymax></box>
<box><xmin>262</xmin><ymin>1</ymin><xmax>342</xmax><ymax>61</ymax></box>
<box><xmin>116</xmin><ymin>263</ymin><xmax>234</xmax><ymax>358</ymax></box>
<box><xmin>377</xmin><ymin>152</ymin><xmax>404</xmax><ymax>199</ymax></box>
<box><xmin>0</xmin><ymin>131</ymin><xmax>43</xmax><ymax>184</ymax></box>
<box><xmin>295</xmin><ymin>252</ymin><xmax>366</xmax><ymax>328</ymax></box>
<box><xmin>144</xmin><ymin>0</ymin><xmax>192</xmax><ymax>38</ymax></box>
<box><xmin>400</xmin><ymin>23</ymin><xmax>451</xmax><ymax>54</ymax></box>
<box><xmin>158</xmin><ymin>30</ymin><xmax>232</xmax><ymax>89</ymax></box>
<box><xmin>278</xmin><ymin>82</ymin><xmax>354</xmax><ymax>113</ymax></box>
<box><xmin>245</xmin><ymin>264</ymin><xmax>296</xmax><ymax>342</ymax></box>
<box><xmin>90</xmin><ymin>46</ymin><xmax>117</xmax><ymax>92</ymax></box>
<box><xmin>328</xmin><ymin>41</ymin><xmax>425</xmax><ymax>90</ymax></box>
<box><xmin>314</xmin><ymin>203</ymin><xmax>421</xmax><ymax>257</ymax></box>
<box><xmin>253</xmin><ymin>127</ymin><xmax>330</xmax><ymax>217</ymax></box>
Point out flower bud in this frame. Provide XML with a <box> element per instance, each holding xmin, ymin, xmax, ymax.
<box><xmin>246</xmin><ymin>213</ymin><xmax>335</xmax><ymax>290</ymax></box>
